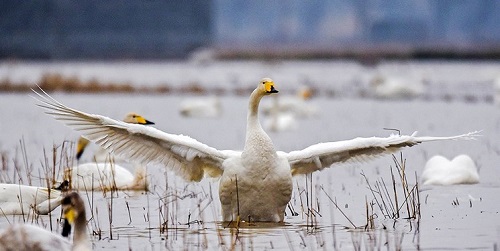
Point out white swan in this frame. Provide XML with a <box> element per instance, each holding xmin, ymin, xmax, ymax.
<box><xmin>370</xmin><ymin>75</ymin><xmax>425</xmax><ymax>99</ymax></box>
<box><xmin>264</xmin><ymin>94</ymin><xmax>299</xmax><ymax>132</ymax></box>
<box><xmin>69</xmin><ymin>113</ymin><xmax>152</xmax><ymax>191</ymax></box>
<box><xmin>421</xmin><ymin>155</ymin><xmax>480</xmax><ymax>185</ymax></box>
<box><xmin>179</xmin><ymin>96</ymin><xmax>222</xmax><ymax>118</ymax></box>
<box><xmin>0</xmin><ymin>181</ymin><xmax>67</xmax><ymax>215</ymax></box>
<box><xmin>262</xmin><ymin>86</ymin><xmax>318</xmax><ymax>118</ymax></box>
<box><xmin>0</xmin><ymin>192</ymin><xmax>91</xmax><ymax>251</ymax></box>
<box><xmin>33</xmin><ymin>79</ymin><xmax>477</xmax><ymax>222</ymax></box>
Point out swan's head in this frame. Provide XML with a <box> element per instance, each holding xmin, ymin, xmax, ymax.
<box><xmin>259</xmin><ymin>78</ymin><xmax>279</xmax><ymax>95</ymax></box>
<box><xmin>61</xmin><ymin>192</ymin><xmax>86</xmax><ymax>237</ymax></box>
<box><xmin>123</xmin><ymin>113</ymin><xmax>155</xmax><ymax>125</ymax></box>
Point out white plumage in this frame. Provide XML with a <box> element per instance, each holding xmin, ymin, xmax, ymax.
<box><xmin>179</xmin><ymin>96</ymin><xmax>222</xmax><ymax>118</ymax></box>
<box><xmin>33</xmin><ymin>79</ymin><xmax>477</xmax><ymax>222</ymax></box>
<box><xmin>0</xmin><ymin>183</ymin><xmax>65</xmax><ymax>215</ymax></box>
<box><xmin>0</xmin><ymin>192</ymin><xmax>91</xmax><ymax>251</ymax></box>
<box><xmin>69</xmin><ymin>113</ymin><xmax>152</xmax><ymax>191</ymax></box>
<box><xmin>421</xmin><ymin>155</ymin><xmax>479</xmax><ymax>185</ymax></box>
<box><xmin>370</xmin><ymin>74</ymin><xmax>425</xmax><ymax>99</ymax></box>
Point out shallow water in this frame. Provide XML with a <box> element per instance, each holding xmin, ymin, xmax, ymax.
<box><xmin>0</xmin><ymin>61</ymin><xmax>500</xmax><ymax>250</ymax></box>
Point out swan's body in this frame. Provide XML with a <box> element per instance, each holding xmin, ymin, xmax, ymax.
<box><xmin>0</xmin><ymin>183</ymin><xmax>64</xmax><ymax>215</ymax></box>
<box><xmin>262</xmin><ymin>86</ymin><xmax>318</xmax><ymax>118</ymax></box>
<box><xmin>68</xmin><ymin>162</ymin><xmax>147</xmax><ymax>191</ymax></box>
<box><xmin>70</xmin><ymin>113</ymin><xmax>152</xmax><ymax>191</ymax></box>
<box><xmin>264</xmin><ymin>111</ymin><xmax>298</xmax><ymax>132</ymax></box>
<box><xmin>179</xmin><ymin>97</ymin><xmax>222</xmax><ymax>118</ymax></box>
<box><xmin>0</xmin><ymin>224</ymin><xmax>71</xmax><ymax>251</ymax></box>
<box><xmin>370</xmin><ymin>75</ymin><xmax>425</xmax><ymax>99</ymax></box>
<box><xmin>421</xmin><ymin>155</ymin><xmax>479</xmax><ymax>185</ymax></box>
<box><xmin>33</xmin><ymin>79</ymin><xmax>477</xmax><ymax>222</ymax></box>
<box><xmin>0</xmin><ymin>192</ymin><xmax>90</xmax><ymax>251</ymax></box>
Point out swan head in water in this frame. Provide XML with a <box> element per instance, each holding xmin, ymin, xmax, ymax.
<box><xmin>260</xmin><ymin>78</ymin><xmax>279</xmax><ymax>94</ymax></box>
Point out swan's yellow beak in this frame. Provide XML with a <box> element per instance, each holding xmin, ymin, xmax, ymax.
<box><xmin>76</xmin><ymin>137</ymin><xmax>90</xmax><ymax>160</ymax></box>
<box><xmin>63</xmin><ymin>207</ymin><xmax>76</xmax><ymax>225</ymax></box>
<box><xmin>263</xmin><ymin>79</ymin><xmax>278</xmax><ymax>94</ymax></box>
<box><xmin>126</xmin><ymin>113</ymin><xmax>155</xmax><ymax>125</ymax></box>
<box><xmin>135</xmin><ymin>115</ymin><xmax>155</xmax><ymax>125</ymax></box>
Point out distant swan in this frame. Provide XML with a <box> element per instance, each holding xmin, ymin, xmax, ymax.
<box><xmin>370</xmin><ymin>74</ymin><xmax>425</xmax><ymax>99</ymax></box>
<box><xmin>262</xmin><ymin>86</ymin><xmax>318</xmax><ymax>118</ymax></box>
<box><xmin>179</xmin><ymin>96</ymin><xmax>222</xmax><ymax>118</ymax></box>
<box><xmin>33</xmin><ymin>79</ymin><xmax>477</xmax><ymax>222</ymax></box>
<box><xmin>0</xmin><ymin>181</ymin><xmax>67</xmax><ymax>215</ymax></box>
<box><xmin>68</xmin><ymin>113</ymin><xmax>152</xmax><ymax>191</ymax></box>
<box><xmin>0</xmin><ymin>192</ymin><xmax>91</xmax><ymax>251</ymax></box>
<box><xmin>421</xmin><ymin>155</ymin><xmax>479</xmax><ymax>185</ymax></box>
<box><xmin>264</xmin><ymin>96</ymin><xmax>299</xmax><ymax>132</ymax></box>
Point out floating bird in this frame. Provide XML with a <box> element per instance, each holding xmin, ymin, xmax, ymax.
<box><xmin>262</xmin><ymin>86</ymin><xmax>318</xmax><ymax>118</ymax></box>
<box><xmin>0</xmin><ymin>192</ymin><xmax>91</xmax><ymax>251</ymax></box>
<box><xmin>69</xmin><ymin>113</ymin><xmax>152</xmax><ymax>191</ymax></box>
<box><xmin>179</xmin><ymin>96</ymin><xmax>222</xmax><ymax>118</ymax></box>
<box><xmin>33</xmin><ymin>79</ymin><xmax>477</xmax><ymax>222</ymax></box>
<box><xmin>421</xmin><ymin>154</ymin><xmax>480</xmax><ymax>185</ymax></box>
<box><xmin>264</xmin><ymin>95</ymin><xmax>299</xmax><ymax>132</ymax></box>
<box><xmin>0</xmin><ymin>181</ymin><xmax>68</xmax><ymax>215</ymax></box>
<box><xmin>370</xmin><ymin>74</ymin><xmax>425</xmax><ymax>99</ymax></box>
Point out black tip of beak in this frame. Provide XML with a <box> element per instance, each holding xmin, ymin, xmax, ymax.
<box><xmin>76</xmin><ymin>151</ymin><xmax>83</xmax><ymax>161</ymax></box>
<box><xmin>270</xmin><ymin>86</ymin><xmax>278</xmax><ymax>93</ymax></box>
<box><xmin>145</xmin><ymin>120</ymin><xmax>155</xmax><ymax>125</ymax></box>
<box><xmin>61</xmin><ymin>218</ymin><xmax>72</xmax><ymax>237</ymax></box>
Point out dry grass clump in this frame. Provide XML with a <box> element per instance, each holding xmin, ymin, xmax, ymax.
<box><xmin>0</xmin><ymin>74</ymin><xmax>174</xmax><ymax>94</ymax></box>
<box><xmin>38</xmin><ymin>73</ymin><xmax>136</xmax><ymax>93</ymax></box>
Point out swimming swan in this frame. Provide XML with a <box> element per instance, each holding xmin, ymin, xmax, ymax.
<box><xmin>69</xmin><ymin>113</ymin><xmax>152</xmax><ymax>191</ymax></box>
<box><xmin>0</xmin><ymin>181</ymin><xmax>68</xmax><ymax>215</ymax></box>
<box><xmin>0</xmin><ymin>192</ymin><xmax>91</xmax><ymax>251</ymax></box>
<box><xmin>33</xmin><ymin>78</ymin><xmax>477</xmax><ymax>222</ymax></box>
<box><xmin>421</xmin><ymin>154</ymin><xmax>479</xmax><ymax>185</ymax></box>
<box><xmin>179</xmin><ymin>96</ymin><xmax>222</xmax><ymax>118</ymax></box>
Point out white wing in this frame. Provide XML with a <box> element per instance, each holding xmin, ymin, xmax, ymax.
<box><xmin>286</xmin><ymin>132</ymin><xmax>478</xmax><ymax>176</ymax></box>
<box><xmin>32</xmin><ymin>88</ymin><xmax>230</xmax><ymax>182</ymax></box>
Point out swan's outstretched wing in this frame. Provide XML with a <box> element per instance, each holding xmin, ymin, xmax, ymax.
<box><xmin>286</xmin><ymin>132</ymin><xmax>478</xmax><ymax>176</ymax></box>
<box><xmin>32</xmin><ymin>88</ymin><xmax>230</xmax><ymax>182</ymax></box>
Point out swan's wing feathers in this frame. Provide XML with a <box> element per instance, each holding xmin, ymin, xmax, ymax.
<box><xmin>287</xmin><ymin>131</ymin><xmax>479</xmax><ymax>176</ymax></box>
<box><xmin>32</xmin><ymin>88</ymin><xmax>228</xmax><ymax>182</ymax></box>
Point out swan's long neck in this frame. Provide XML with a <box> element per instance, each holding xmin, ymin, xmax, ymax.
<box><xmin>247</xmin><ymin>88</ymin><xmax>263</xmax><ymax>129</ymax></box>
<box><xmin>243</xmin><ymin>89</ymin><xmax>276</xmax><ymax>159</ymax></box>
<box><xmin>73</xmin><ymin>209</ymin><xmax>90</xmax><ymax>249</ymax></box>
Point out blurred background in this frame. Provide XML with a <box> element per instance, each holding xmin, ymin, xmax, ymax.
<box><xmin>0</xmin><ymin>0</ymin><xmax>499</xmax><ymax>101</ymax></box>
<box><xmin>1</xmin><ymin>0</ymin><xmax>500</xmax><ymax>60</ymax></box>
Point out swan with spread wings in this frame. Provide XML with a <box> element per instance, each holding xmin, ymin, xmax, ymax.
<box><xmin>33</xmin><ymin>78</ymin><xmax>477</xmax><ymax>222</ymax></box>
